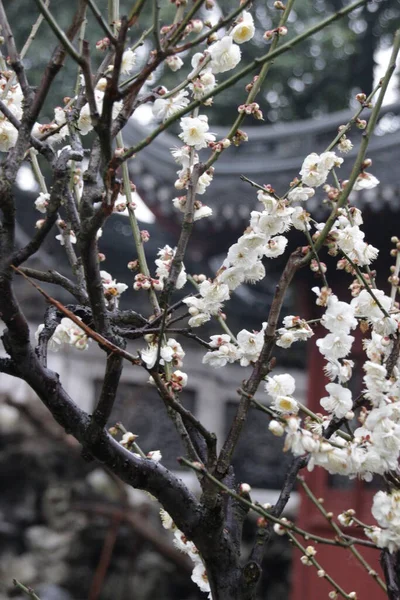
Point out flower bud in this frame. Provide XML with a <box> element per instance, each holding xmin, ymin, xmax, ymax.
<box><xmin>268</xmin><ymin>419</ymin><xmax>285</xmax><ymax>437</ymax></box>
<box><xmin>239</xmin><ymin>483</ymin><xmax>251</xmax><ymax>495</ymax></box>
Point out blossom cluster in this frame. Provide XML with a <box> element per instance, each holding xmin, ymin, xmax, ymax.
<box><xmin>35</xmin><ymin>317</ymin><xmax>89</xmax><ymax>352</ymax></box>
<box><xmin>160</xmin><ymin>510</ymin><xmax>212</xmax><ymax>598</ymax></box>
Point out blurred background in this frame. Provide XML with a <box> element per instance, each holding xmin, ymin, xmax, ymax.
<box><xmin>1</xmin><ymin>1</ymin><xmax>400</xmax><ymax>598</ymax></box>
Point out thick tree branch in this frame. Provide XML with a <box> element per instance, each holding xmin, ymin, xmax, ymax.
<box><xmin>216</xmin><ymin>248</ymin><xmax>307</xmax><ymax>478</ymax></box>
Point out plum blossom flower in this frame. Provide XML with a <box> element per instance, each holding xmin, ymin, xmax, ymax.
<box><xmin>153</xmin><ymin>90</ymin><xmax>190</xmax><ymax>122</ymax></box>
<box><xmin>266</xmin><ymin>374</ymin><xmax>296</xmax><ymax>398</ymax></box>
<box><xmin>320</xmin><ymin>383</ymin><xmax>352</xmax><ymax>419</ymax></box>
<box><xmin>202</xmin><ymin>341</ymin><xmax>240</xmax><ymax>368</ymax></box>
<box><xmin>155</xmin><ymin>245</ymin><xmax>187</xmax><ymax>290</ymax></box>
<box><xmin>300</xmin><ymin>151</ymin><xmax>343</xmax><ymax>187</ymax></box>
<box><xmin>237</xmin><ymin>328</ymin><xmax>264</xmax><ymax>366</ymax></box>
<box><xmin>100</xmin><ymin>270</ymin><xmax>128</xmax><ymax>298</ymax></box>
<box><xmin>165</xmin><ymin>55</ymin><xmax>183</xmax><ymax>71</ymax></box>
<box><xmin>365</xmin><ymin>491</ymin><xmax>400</xmax><ymax>552</ymax></box>
<box><xmin>316</xmin><ymin>331</ymin><xmax>354</xmax><ymax>360</ymax></box>
<box><xmin>0</xmin><ymin>118</ymin><xmax>18</xmax><ymax>151</ymax></box>
<box><xmin>273</xmin><ymin>395</ymin><xmax>299</xmax><ymax>414</ymax></box>
<box><xmin>353</xmin><ymin>172</ymin><xmax>380</xmax><ymax>191</ymax></box>
<box><xmin>276</xmin><ymin>316</ymin><xmax>313</xmax><ymax>347</ymax></box>
<box><xmin>179</xmin><ymin>115</ymin><xmax>215</xmax><ymax>150</ymax></box>
<box><xmin>231</xmin><ymin>11</ymin><xmax>255</xmax><ymax>44</ymax></box>
<box><xmin>287</xmin><ymin>186</ymin><xmax>315</xmax><ymax>203</ymax></box>
<box><xmin>263</xmin><ymin>235</ymin><xmax>288</xmax><ymax>258</ymax></box>
<box><xmin>191</xmin><ymin>562</ymin><xmax>211</xmax><ymax>593</ymax></box>
<box><xmin>121</xmin><ymin>48</ymin><xmax>136</xmax><ymax>74</ymax></box>
<box><xmin>160</xmin><ymin>509</ymin><xmax>176</xmax><ymax>530</ymax></box>
<box><xmin>208</xmin><ymin>36</ymin><xmax>241</xmax><ymax>74</ymax></box>
<box><xmin>351</xmin><ymin>289</ymin><xmax>391</xmax><ymax>322</ymax></box>
<box><xmin>34</xmin><ymin>192</ymin><xmax>50</xmax><ymax>213</ymax></box>
<box><xmin>321</xmin><ymin>297</ymin><xmax>357</xmax><ymax>334</ymax></box>
<box><xmin>55</xmin><ymin>230</ymin><xmax>76</xmax><ymax>245</ymax></box>
<box><xmin>36</xmin><ymin>317</ymin><xmax>89</xmax><ymax>352</ymax></box>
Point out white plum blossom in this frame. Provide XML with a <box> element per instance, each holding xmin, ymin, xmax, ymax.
<box><xmin>34</xmin><ymin>192</ymin><xmax>50</xmax><ymax>213</ymax></box>
<box><xmin>353</xmin><ymin>172</ymin><xmax>380</xmax><ymax>191</ymax></box>
<box><xmin>273</xmin><ymin>395</ymin><xmax>299</xmax><ymax>415</ymax></box>
<box><xmin>268</xmin><ymin>420</ymin><xmax>285</xmax><ymax>437</ymax></box>
<box><xmin>216</xmin><ymin>266</ymin><xmax>245</xmax><ymax>291</ymax></box>
<box><xmin>100</xmin><ymin>270</ymin><xmax>128</xmax><ymax>298</ymax></box>
<box><xmin>189</xmin><ymin>70</ymin><xmax>217</xmax><ymax>100</ymax></box>
<box><xmin>291</xmin><ymin>206</ymin><xmax>311</xmax><ymax>231</ymax></box>
<box><xmin>365</xmin><ymin>491</ymin><xmax>400</xmax><ymax>552</ymax></box>
<box><xmin>202</xmin><ymin>340</ymin><xmax>240</xmax><ymax>368</ymax></box>
<box><xmin>36</xmin><ymin>317</ymin><xmax>89</xmax><ymax>352</ymax></box>
<box><xmin>78</xmin><ymin>89</ymin><xmax>122</xmax><ymax>135</ymax></box>
<box><xmin>183</xmin><ymin>280</ymin><xmax>229</xmax><ymax>328</ymax></box>
<box><xmin>237</xmin><ymin>328</ymin><xmax>264</xmax><ymax>366</ymax></box>
<box><xmin>300</xmin><ymin>151</ymin><xmax>343</xmax><ymax>187</ymax></box>
<box><xmin>121</xmin><ymin>48</ymin><xmax>136</xmax><ymax>74</ymax></box>
<box><xmin>152</xmin><ymin>90</ymin><xmax>190</xmax><ymax>122</ymax></box>
<box><xmin>287</xmin><ymin>186</ymin><xmax>315</xmax><ymax>203</ymax></box>
<box><xmin>0</xmin><ymin>118</ymin><xmax>18</xmax><ymax>151</ymax></box>
<box><xmin>321</xmin><ymin>297</ymin><xmax>357</xmax><ymax>333</ymax></box>
<box><xmin>324</xmin><ymin>359</ymin><xmax>354</xmax><ymax>384</ymax></box>
<box><xmin>165</xmin><ymin>55</ymin><xmax>184</xmax><ymax>71</ymax></box>
<box><xmin>231</xmin><ymin>11</ymin><xmax>255</xmax><ymax>44</ymax></box>
<box><xmin>266</xmin><ymin>374</ymin><xmax>296</xmax><ymax>398</ymax></box>
<box><xmin>208</xmin><ymin>36</ymin><xmax>241</xmax><ymax>74</ymax></box>
<box><xmin>160</xmin><ymin>509</ymin><xmax>176</xmax><ymax>531</ymax></box>
<box><xmin>263</xmin><ymin>236</ymin><xmax>288</xmax><ymax>258</ymax></box>
<box><xmin>179</xmin><ymin>115</ymin><xmax>215</xmax><ymax>150</ymax></box>
<box><xmin>55</xmin><ymin>230</ymin><xmax>76</xmax><ymax>246</ymax></box>
<box><xmin>191</xmin><ymin>562</ymin><xmax>211</xmax><ymax>594</ymax></box>
<box><xmin>351</xmin><ymin>288</ymin><xmax>391</xmax><ymax>323</ymax></box>
<box><xmin>155</xmin><ymin>245</ymin><xmax>187</xmax><ymax>290</ymax></box>
<box><xmin>147</xmin><ymin>450</ymin><xmax>162</xmax><ymax>462</ymax></box>
<box><xmin>276</xmin><ymin>316</ymin><xmax>313</xmax><ymax>348</ymax></box>
<box><xmin>320</xmin><ymin>383</ymin><xmax>352</xmax><ymax>419</ymax></box>
<box><xmin>316</xmin><ymin>331</ymin><xmax>354</xmax><ymax>360</ymax></box>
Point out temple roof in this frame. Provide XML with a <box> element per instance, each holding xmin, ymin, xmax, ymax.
<box><xmin>125</xmin><ymin>100</ymin><xmax>400</xmax><ymax>237</ymax></box>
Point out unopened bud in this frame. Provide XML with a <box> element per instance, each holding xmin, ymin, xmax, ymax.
<box><xmin>239</xmin><ymin>483</ymin><xmax>251</xmax><ymax>495</ymax></box>
<box><xmin>207</xmin><ymin>33</ymin><xmax>218</xmax><ymax>44</ymax></box>
<box><xmin>362</xmin><ymin>158</ymin><xmax>372</xmax><ymax>169</ymax></box>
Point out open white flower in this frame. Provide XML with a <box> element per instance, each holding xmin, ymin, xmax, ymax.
<box><xmin>316</xmin><ymin>332</ymin><xmax>354</xmax><ymax>360</ymax></box>
<box><xmin>34</xmin><ymin>192</ymin><xmax>50</xmax><ymax>213</ymax></box>
<box><xmin>179</xmin><ymin>115</ymin><xmax>215</xmax><ymax>150</ymax></box>
<box><xmin>152</xmin><ymin>90</ymin><xmax>190</xmax><ymax>122</ymax></box>
<box><xmin>321</xmin><ymin>297</ymin><xmax>357</xmax><ymax>334</ymax></box>
<box><xmin>191</xmin><ymin>562</ymin><xmax>211</xmax><ymax>593</ymax></box>
<box><xmin>121</xmin><ymin>48</ymin><xmax>136</xmax><ymax>74</ymax></box>
<box><xmin>287</xmin><ymin>186</ymin><xmax>315</xmax><ymax>203</ymax></box>
<box><xmin>300</xmin><ymin>151</ymin><xmax>342</xmax><ymax>187</ymax></box>
<box><xmin>231</xmin><ymin>11</ymin><xmax>255</xmax><ymax>44</ymax></box>
<box><xmin>208</xmin><ymin>36</ymin><xmax>241</xmax><ymax>74</ymax></box>
<box><xmin>165</xmin><ymin>55</ymin><xmax>184</xmax><ymax>71</ymax></box>
<box><xmin>320</xmin><ymin>383</ymin><xmax>352</xmax><ymax>418</ymax></box>
<box><xmin>273</xmin><ymin>395</ymin><xmax>299</xmax><ymax>414</ymax></box>
<box><xmin>353</xmin><ymin>172</ymin><xmax>380</xmax><ymax>191</ymax></box>
<box><xmin>266</xmin><ymin>374</ymin><xmax>296</xmax><ymax>398</ymax></box>
<box><xmin>0</xmin><ymin>118</ymin><xmax>18</xmax><ymax>151</ymax></box>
